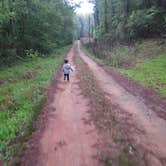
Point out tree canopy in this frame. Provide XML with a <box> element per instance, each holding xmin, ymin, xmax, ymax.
<box><xmin>0</xmin><ymin>0</ymin><xmax>76</xmax><ymax>65</ymax></box>
<box><xmin>92</xmin><ymin>0</ymin><xmax>166</xmax><ymax>41</ymax></box>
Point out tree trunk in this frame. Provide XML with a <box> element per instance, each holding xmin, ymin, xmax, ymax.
<box><xmin>94</xmin><ymin>0</ymin><xmax>99</xmax><ymax>27</ymax></box>
<box><xmin>89</xmin><ymin>15</ymin><xmax>91</xmax><ymax>43</ymax></box>
<box><xmin>104</xmin><ymin>0</ymin><xmax>108</xmax><ymax>33</ymax></box>
<box><xmin>143</xmin><ymin>0</ymin><xmax>152</xmax><ymax>9</ymax></box>
<box><xmin>157</xmin><ymin>0</ymin><xmax>166</xmax><ymax>10</ymax></box>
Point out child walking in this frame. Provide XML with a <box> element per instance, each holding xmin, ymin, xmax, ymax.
<box><xmin>63</xmin><ymin>59</ymin><xmax>73</xmax><ymax>81</ymax></box>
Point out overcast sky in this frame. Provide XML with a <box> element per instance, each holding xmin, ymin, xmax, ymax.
<box><xmin>70</xmin><ymin>0</ymin><xmax>94</xmax><ymax>15</ymax></box>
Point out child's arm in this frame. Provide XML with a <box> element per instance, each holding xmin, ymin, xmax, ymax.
<box><xmin>70</xmin><ymin>65</ymin><xmax>74</xmax><ymax>72</ymax></box>
<box><xmin>62</xmin><ymin>65</ymin><xmax>65</xmax><ymax>73</ymax></box>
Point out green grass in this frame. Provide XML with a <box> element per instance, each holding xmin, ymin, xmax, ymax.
<box><xmin>0</xmin><ymin>46</ymin><xmax>69</xmax><ymax>165</ymax></box>
<box><xmin>120</xmin><ymin>55</ymin><xmax>166</xmax><ymax>96</ymax></box>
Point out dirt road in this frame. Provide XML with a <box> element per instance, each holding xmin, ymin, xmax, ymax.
<box><xmin>22</xmin><ymin>42</ymin><xmax>166</xmax><ymax>166</ymax></box>
<box><xmin>28</xmin><ymin>46</ymin><xmax>99</xmax><ymax>166</ymax></box>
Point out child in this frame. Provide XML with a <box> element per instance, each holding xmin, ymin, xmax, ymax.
<box><xmin>63</xmin><ymin>59</ymin><xmax>73</xmax><ymax>81</ymax></box>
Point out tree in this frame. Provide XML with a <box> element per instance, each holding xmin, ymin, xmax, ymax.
<box><xmin>0</xmin><ymin>0</ymin><xmax>76</xmax><ymax>65</ymax></box>
<box><xmin>92</xmin><ymin>0</ymin><xmax>166</xmax><ymax>41</ymax></box>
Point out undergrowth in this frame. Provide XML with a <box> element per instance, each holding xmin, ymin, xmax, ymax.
<box><xmin>0</xmin><ymin>46</ymin><xmax>69</xmax><ymax>165</ymax></box>
<box><xmin>83</xmin><ymin>39</ymin><xmax>166</xmax><ymax>68</ymax></box>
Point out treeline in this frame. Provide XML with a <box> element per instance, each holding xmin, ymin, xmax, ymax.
<box><xmin>0</xmin><ymin>0</ymin><xmax>75</xmax><ymax>65</ymax></box>
<box><xmin>93</xmin><ymin>0</ymin><xmax>166</xmax><ymax>41</ymax></box>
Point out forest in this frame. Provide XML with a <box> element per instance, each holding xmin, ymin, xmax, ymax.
<box><xmin>0</xmin><ymin>0</ymin><xmax>75</xmax><ymax>66</ymax></box>
<box><xmin>92</xmin><ymin>0</ymin><xmax>166</xmax><ymax>41</ymax></box>
<box><xmin>1</xmin><ymin>0</ymin><xmax>165</xmax><ymax>66</ymax></box>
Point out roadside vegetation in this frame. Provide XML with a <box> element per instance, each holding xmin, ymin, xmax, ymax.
<box><xmin>0</xmin><ymin>46</ymin><xmax>69</xmax><ymax>165</ymax></box>
<box><xmin>120</xmin><ymin>55</ymin><xmax>166</xmax><ymax>96</ymax></box>
<box><xmin>84</xmin><ymin>39</ymin><xmax>166</xmax><ymax>67</ymax></box>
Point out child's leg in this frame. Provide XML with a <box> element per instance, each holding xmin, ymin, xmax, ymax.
<box><xmin>67</xmin><ymin>74</ymin><xmax>70</xmax><ymax>81</ymax></box>
<box><xmin>64</xmin><ymin>74</ymin><xmax>66</xmax><ymax>80</ymax></box>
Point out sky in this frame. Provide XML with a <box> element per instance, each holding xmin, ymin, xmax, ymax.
<box><xmin>70</xmin><ymin>0</ymin><xmax>94</xmax><ymax>15</ymax></box>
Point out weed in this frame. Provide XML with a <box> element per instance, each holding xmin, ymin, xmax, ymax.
<box><xmin>103</xmin><ymin>156</ymin><xmax>112</xmax><ymax>166</ymax></box>
<box><xmin>119</xmin><ymin>154</ymin><xmax>132</xmax><ymax>166</ymax></box>
<box><xmin>119</xmin><ymin>153</ymin><xmax>140</xmax><ymax>166</ymax></box>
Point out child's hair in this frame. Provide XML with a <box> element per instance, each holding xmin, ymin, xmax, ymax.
<box><xmin>64</xmin><ymin>59</ymin><xmax>68</xmax><ymax>63</ymax></box>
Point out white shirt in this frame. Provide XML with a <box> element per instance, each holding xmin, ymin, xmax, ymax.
<box><xmin>63</xmin><ymin>63</ymin><xmax>72</xmax><ymax>74</ymax></box>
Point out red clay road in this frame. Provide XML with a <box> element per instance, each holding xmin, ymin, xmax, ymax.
<box><xmin>35</xmin><ymin>46</ymin><xmax>100</xmax><ymax>166</ymax></box>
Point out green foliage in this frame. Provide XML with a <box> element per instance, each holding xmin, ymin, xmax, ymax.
<box><xmin>92</xmin><ymin>0</ymin><xmax>166</xmax><ymax>41</ymax></box>
<box><xmin>103</xmin><ymin>157</ymin><xmax>112</xmax><ymax>166</ymax></box>
<box><xmin>127</xmin><ymin>7</ymin><xmax>166</xmax><ymax>38</ymax></box>
<box><xmin>120</xmin><ymin>55</ymin><xmax>166</xmax><ymax>96</ymax></box>
<box><xmin>0</xmin><ymin>46</ymin><xmax>68</xmax><ymax>164</ymax></box>
<box><xmin>84</xmin><ymin>39</ymin><xmax>166</xmax><ymax>67</ymax></box>
<box><xmin>119</xmin><ymin>153</ymin><xmax>139</xmax><ymax>166</ymax></box>
<box><xmin>0</xmin><ymin>0</ymin><xmax>76</xmax><ymax>65</ymax></box>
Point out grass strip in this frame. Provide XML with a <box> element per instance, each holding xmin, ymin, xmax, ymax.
<box><xmin>120</xmin><ymin>55</ymin><xmax>166</xmax><ymax>96</ymax></box>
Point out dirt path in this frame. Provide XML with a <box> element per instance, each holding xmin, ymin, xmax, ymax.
<box><xmin>21</xmin><ymin>42</ymin><xmax>166</xmax><ymax>166</ymax></box>
<box><xmin>77</xmin><ymin>41</ymin><xmax>166</xmax><ymax>165</ymax></box>
<box><xmin>30</xmin><ymin>46</ymin><xmax>99</xmax><ymax>166</ymax></box>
